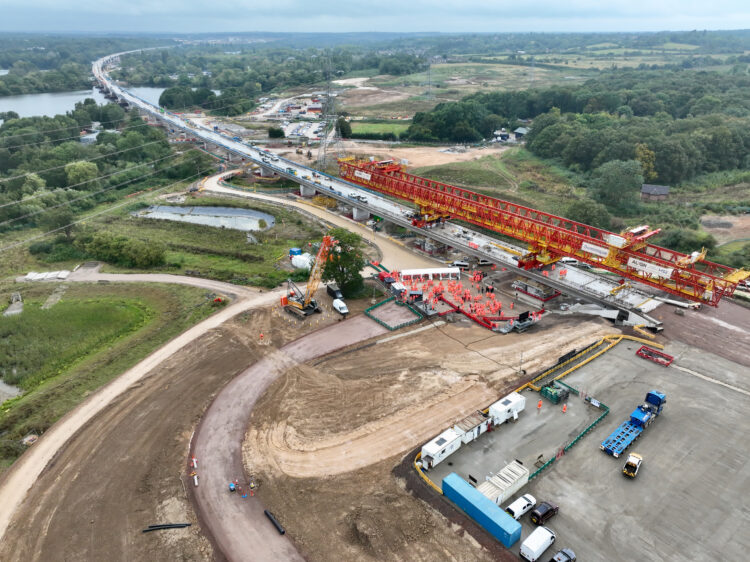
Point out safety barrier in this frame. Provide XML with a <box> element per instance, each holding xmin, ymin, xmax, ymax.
<box><xmin>364</xmin><ymin>296</ymin><xmax>422</xmax><ymax>331</ymax></box>
<box><xmin>413</xmin><ymin>452</ymin><xmax>443</xmax><ymax>495</ymax></box>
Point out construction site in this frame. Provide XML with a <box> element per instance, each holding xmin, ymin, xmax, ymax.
<box><xmin>1</xmin><ymin>50</ymin><xmax>749</xmax><ymax>562</ymax></box>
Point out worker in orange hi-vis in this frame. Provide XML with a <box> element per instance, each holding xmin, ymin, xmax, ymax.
<box><xmin>562</xmin><ymin>403</ymin><xmax>567</xmax><ymax>413</ymax></box>
<box><xmin>537</xmin><ymin>399</ymin><xmax>543</xmax><ymax>410</ymax></box>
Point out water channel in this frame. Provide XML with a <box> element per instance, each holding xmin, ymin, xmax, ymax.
<box><xmin>134</xmin><ymin>205</ymin><xmax>275</xmax><ymax>231</ymax></box>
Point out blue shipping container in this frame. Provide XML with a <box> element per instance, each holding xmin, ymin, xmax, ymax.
<box><xmin>442</xmin><ymin>472</ymin><xmax>521</xmax><ymax>548</ymax></box>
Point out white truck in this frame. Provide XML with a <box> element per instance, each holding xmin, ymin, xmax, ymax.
<box><xmin>332</xmin><ymin>298</ymin><xmax>349</xmax><ymax>317</ymax></box>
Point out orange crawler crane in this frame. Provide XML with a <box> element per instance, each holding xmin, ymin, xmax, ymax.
<box><xmin>338</xmin><ymin>158</ymin><xmax>748</xmax><ymax>306</ymax></box>
<box><xmin>284</xmin><ymin>234</ymin><xmax>336</xmax><ymax>317</ymax></box>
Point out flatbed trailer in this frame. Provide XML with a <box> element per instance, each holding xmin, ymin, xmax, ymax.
<box><xmin>600</xmin><ymin>391</ymin><xmax>665</xmax><ymax>457</ymax></box>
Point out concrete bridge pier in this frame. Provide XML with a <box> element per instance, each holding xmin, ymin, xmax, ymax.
<box><xmin>299</xmin><ymin>183</ymin><xmax>316</xmax><ymax>197</ymax></box>
<box><xmin>352</xmin><ymin>207</ymin><xmax>371</xmax><ymax>221</ymax></box>
<box><xmin>259</xmin><ymin>166</ymin><xmax>276</xmax><ymax>178</ymax></box>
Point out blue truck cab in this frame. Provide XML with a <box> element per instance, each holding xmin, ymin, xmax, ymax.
<box><xmin>601</xmin><ymin>390</ymin><xmax>666</xmax><ymax>457</ymax></box>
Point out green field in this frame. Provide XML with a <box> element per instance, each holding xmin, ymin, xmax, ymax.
<box><xmin>412</xmin><ymin>148</ymin><xmax>581</xmax><ymax>215</ymax></box>
<box><xmin>351</xmin><ymin>121</ymin><xmax>410</xmax><ymax>135</ymax></box>
<box><xmin>0</xmin><ymin>282</ymin><xmax>218</xmax><ymax>471</ymax></box>
<box><xmin>94</xmin><ymin>196</ymin><xmax>325</xmax><ymax>287</ymax></box>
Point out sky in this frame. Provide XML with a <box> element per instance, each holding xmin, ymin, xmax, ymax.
<box><xmin>0</xmin><ymin>0</ymin><xmax>748</xmax><ymax>33</ymax></box>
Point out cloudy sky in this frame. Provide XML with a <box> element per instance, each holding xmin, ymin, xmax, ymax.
<box><xmin>0</xmin><ymin>0</ymin><xmax>748</xmax><ymax>33</ymax></box>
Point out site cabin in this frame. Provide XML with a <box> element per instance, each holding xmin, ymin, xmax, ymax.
<box><xmin>489</xmin><ymin>392</ymin><xmax>526</xmax><ymax>426</ymax></box>
<box><xmin>421</xmin><ymin>428</ymin><xmax>462</xmax><ymax>469</ymax></box>
<box><xmin>399</xmin><ymin>267</ymin><xmax>462</xmax><ymax>282</ymax></box>
<box><xmin>476</xmin><ymin>460</ymin><xmax>530</xmax><ymax>507</ymax></box>
<box><xmin>453</xmin><ymin>411</ymin><xmax>492</xmax><ymax>445</ymax></box>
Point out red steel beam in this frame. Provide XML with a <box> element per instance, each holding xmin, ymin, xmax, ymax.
<box><xmin>339</xmin><ymin>159</ymin><xmax>743</xmax><ymax>306</ymax></box>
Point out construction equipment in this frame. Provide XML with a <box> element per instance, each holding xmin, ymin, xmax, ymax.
<box><xmin>600</xmin><ymin>391</ymin><xmax>666</xmax><ymax>457</ymax></box>
<box><xmin>635</xmin><ymin>346</ymin><xmax>674</xmax><ymax>366</ymax></box>
<box><xmin>284</xmin><ymin>235</ymin><xmax>336</xmax><ymax>317</ymax></box>
<box><xmin>338</xmin><ymin>158</ymin><xmax>749</xmax><ymax>306</ymax></box>
<box><xmin>622</xmin><ymin>453</ymin><xmax>643</xmax><ymax>478</ymax></box>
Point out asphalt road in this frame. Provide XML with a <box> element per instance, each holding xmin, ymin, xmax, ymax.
<box><xmin>190</xmin><ymin>315</ymin><xmax>388</xmax><ymax>561</ymax></box>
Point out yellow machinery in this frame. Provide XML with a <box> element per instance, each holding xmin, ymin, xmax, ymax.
<box><xmin>284</xmin><ymin>235</ymin><xmax>336</xmax><ymax>317</ymax></box>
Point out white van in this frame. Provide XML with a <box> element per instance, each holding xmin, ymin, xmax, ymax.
<box><xmin>505</xmin><ymin>494</ymin><xmax>536</xmax><ymax>520</ymax></box>
<box><xmin>520</xmin><ymin>526</ymin><xmax>556</xmax><ymax>561</ymax></box>
<box><xmin>451</xmin><ymin>260</ymin><xmax>470</xmax><ymax>269</ymax></box>
<box><xmin>559</xmin><ymin>257</ymin><xmax>579</xmax><ymax>265</ymax></box>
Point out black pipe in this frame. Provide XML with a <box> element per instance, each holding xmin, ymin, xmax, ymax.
<box><xmin>142</xmin><ymin>523</ymin><xmax>192</xmax><ymax>533</ymax></box>
<box><xmin>264</xmin><ymin>510</ymin><xmax>285</xmax><ymax>535</ymax></box>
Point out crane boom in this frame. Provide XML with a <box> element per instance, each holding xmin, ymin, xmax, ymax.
<box><xmin>306</xmin><ymin>235</ymin><xmax>335</xmax><ymax>306</ymax></box>
<box><xmin>338</xmin><ymin>158</ymin><xmax>748</xmax><ymax>306</ymax></box>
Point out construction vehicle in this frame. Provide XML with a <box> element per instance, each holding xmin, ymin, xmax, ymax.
<box><xmin>600</xmin><ymin>391</ymin><xmax>666</xmax><ymax>457</ymax></box>
<box><xmin>622</xmin><ymin>453</ymin><xmax>643</xmax><ymax>478</ymax></box>
<box><xmin>283</xmin><ymin>235</ymin><xmax>336</xmax><ymax>317</ymax></box>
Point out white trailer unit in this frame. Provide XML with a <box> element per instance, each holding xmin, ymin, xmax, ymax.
<box><xmin>476</xmin><ymin>460</ymin><xmax>529</xmax><ymax>506</ymax></box>
<box><xmin>489</xmin><ymin>392</ymin><xmax>526</xmax><ymax>425</ymax></box>
<box><xmin>453</xmin><ymin>411</ymin><xmax>491</xmax><ymax>445</ymax></box>
<box><xmin>420</xmin><ymin>428</ymin><xmax>462</xmax><ymax>469</ymax></box>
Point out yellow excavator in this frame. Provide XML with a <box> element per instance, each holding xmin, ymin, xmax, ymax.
<box><xmin>284</xmin><ymin>235</ymin><xmax>336</xmax><ymax>317</ymax></box>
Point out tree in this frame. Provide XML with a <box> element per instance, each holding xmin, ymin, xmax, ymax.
<box><xmin>337</xmin><ymin>117</ymin><xmax>351</xmax><ymax>138</ymax></box>
<box><xmin>21</xmin><ymin>173</ymin><xmax>46</xmax><ymax>195</ymax></box>
<box><xmin>589</xmin><ymin>160</ymin><xmax>643</xmax><ymax>212</ymax></box>
<box><xmin>268</xmin><ymin>127</ymin><xmax>285</xmax><ymax>139</ymax></box>
<box><xmin>322</xmin><ymin>228</ymin><xmax>366</xmax><ymax>297</ymax></box>
<box><xmin>64</xmin><ymin>160</ymin><xmax>99</xmax><ymax>189</ymax></box>
<box><xmin>635</xmin><ymin>143</ymin><xmax>657</xmax><ymax>182</ymax></box>
<box><xmin>565</xmin><ymin>199</ymin><xmax>612</xmax><ymax>230</ymax></box>
<box><xmin>40</xmin><ymin>207</ymin><xmax>76</xmax><ymax>240</ymax></box>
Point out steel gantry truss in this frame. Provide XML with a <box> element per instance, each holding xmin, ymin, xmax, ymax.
<box><xmin>338</xmin><ymin>158</ymin><xmax>748</xmax><ymax>306</ymax></box>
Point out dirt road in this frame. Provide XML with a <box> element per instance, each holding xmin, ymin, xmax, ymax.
<box><xmin>0</xmin><ymin>282</ymin><xmax>280</xmax><ymax>551</ymax></box>
<box><xmin>190</xmin><ymin>315</ymin><xmax>389</xmax><ymax>561</ymax></box>
<box><xmin>203</xmin><ymin>172</ymin><xmax>437</xmax><ymax>271</ymax></box>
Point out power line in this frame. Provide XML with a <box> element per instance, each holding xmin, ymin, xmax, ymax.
<box><xmin>0</xmin><ymin>150</ymin><xmax>187</xmax><ymax>210</ymax></box>
<box><xmin>0</xmin><ymin>169</ymin><xmax>210</xmax><ymax>253</ymax></box>
<box><xmin>0</xmin><ymin>140</ymin><xmax>165</xmax><ymax>184</ymax></box>
<box><xmin>0</xmin><ymin>151</ymin><xmax>194</xmax><ymax>227</ymax></box>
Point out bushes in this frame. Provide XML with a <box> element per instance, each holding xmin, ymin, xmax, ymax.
<box><xmin>80</xmin><ymin>232</ymin><xmax>166</xmax><ymax>268</ymax></box>
<box><xmin>268</xmin><ymin>127</ymin><xmax>285</xmax><ymax>139</ymax></box>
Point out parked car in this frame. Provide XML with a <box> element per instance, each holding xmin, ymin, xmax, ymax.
<box><xmin>520</xmin><ymin>526</ymin><xmax>556</xmax><ymax>561</ymax></box>
<box><xmin>332</xmin><ymin>299</ymin><xmax>348</xmax><ymax>317</ymax></box>
<box><xmin>530</xmin><ymin>501</ymin><xmax>559</xmax><ymax>525</ymax></box>
<box><xmin>505</xmin><ymin>494</ymin><xmax>536</xmax><ymax>520</ymax></box>
<box><xmin>549</xmin><ymin>548</ymin><xmax>576</xmax><ymax>562</ymax></box>
<box><xmin>478</xmin><ymin>258</ymin><xmax>493</xmax><ymax>266</ymax></box>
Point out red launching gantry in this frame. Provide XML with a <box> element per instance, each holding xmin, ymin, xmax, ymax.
<box><xmin>338</xmin><ymin>158</ymin><xmax>749</xmax><ymax>306</ymax></box>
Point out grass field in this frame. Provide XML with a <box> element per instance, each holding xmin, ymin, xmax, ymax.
<box><xmin>411</xmin><ymin>148</ymin><xmax>581</xmax><ymax>215</ymax></box>
<box><xmin>0</xmin><ymin>282</ymin><xmax>218</xmax><ymax>471</ymax></box>
<box><xmin>91</xmin><ymin>195</ymin><xmax>326</xmax><ymax>287</ymax></box>
<box><xmin>351</xmin><ymin>121</ymin><xmax>410</xmax><ymax>135</ymax></box>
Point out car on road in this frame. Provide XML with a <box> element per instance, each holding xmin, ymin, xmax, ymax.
<box><xmin>549</xmin><ymin>548</ymin><xmax>576</xmax><ymax>562</ymax></box>
<box><xmin>505</xmin><ymin>494</ymin><xmax>536</xmax><ymax>520</ymax></box>
<box><xmin>530</xmin><ymin>501</ymin><xmax>559</xmax><ymax>525</ymax></box>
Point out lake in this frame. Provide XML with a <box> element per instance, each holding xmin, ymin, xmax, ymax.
<box><xmin>134</xmin><ymin>205</ymin><xmax>275</xmax><ymax>231</ymax></box>
<box><xmin>0</xmin><ymin>86</ymin><xmax>167</xmax><ymax>119</ymax></box>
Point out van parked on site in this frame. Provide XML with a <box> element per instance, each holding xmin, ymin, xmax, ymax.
<box><xmin>559</xmin><ymin>257</ymin><xmax>579</xmax><ymax>265</ymax></box>
<box><xmin>451</xmin><ymin>260</ymin><xmax>470</xmax><ymax>269</ymax></box>
<box><xmin>519</xmin><ymin>526</ymin><xmax>556</xmax><ymax>561</ymax></box>
<box><xmin>505</xmin><ymin>494</ymin><xmax>536</xmax><ymax>520</ymax></box>
<box><xmin>478</xmin><ymin>258</ymin><xmax>493</xmax><ymax>266</ymax></box>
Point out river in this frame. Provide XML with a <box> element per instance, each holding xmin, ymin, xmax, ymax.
<box><xmin>0</xmin><ymin>86</ymin><xmax>167</xmax><ymax>119</ymax></box>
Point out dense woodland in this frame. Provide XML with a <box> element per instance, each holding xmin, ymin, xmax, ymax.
<box><xmin>0</xmin><ymin>101</ymin><xmax>213</xmax><ymax>241</ymax></box>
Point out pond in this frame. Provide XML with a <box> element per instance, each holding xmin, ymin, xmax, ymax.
<box><xmin>0</xmin><ymin>378</ymin><xmax>21</xmax><ymax>403</ymax></box>
<box><xmin>134</xmin><ymin>205</ymin><xmax>275</xmax><ymax>231</ymax></box>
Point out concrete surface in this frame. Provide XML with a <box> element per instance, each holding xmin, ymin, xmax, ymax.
<box><xmin>519</xmin><ymin>341</ymin><xmax>750</xmax><ymax>561</ymax></box>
